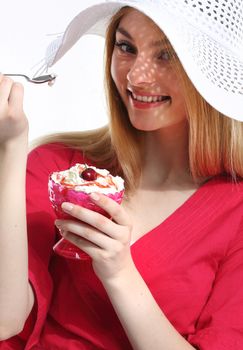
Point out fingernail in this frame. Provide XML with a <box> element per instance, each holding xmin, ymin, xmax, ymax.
<box><xmin>59</xmin><ymin>229</ymin><xmax>65</xmax><ymax>236</ymax></box>
<box><xmin>90</xmin><ymin>193</ymin><xmax>100</xmax><ymax>201</ymax></box>
<box><xmin>55</xmin><ymin>220</ymin><xmax>61</xmax><ymax>228</ymax></box>
<box><xmin>61</xmin><ymin>202</ymin><xmax>74</xmax><ymax>212</ymax></box>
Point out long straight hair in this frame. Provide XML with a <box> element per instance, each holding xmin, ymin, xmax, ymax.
<box><xmin>33</xmin><ymin>6</ymin><xmax>243</xmax><ymax>194</ymax></box>
<box><xmin>104</xmin><ymin>6</ymin><xmax>243</xmax><ymax>181</ymax></box>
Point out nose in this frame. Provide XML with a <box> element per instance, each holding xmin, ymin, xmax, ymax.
<box><xmin>127</xmin><ymin>54</ymin><xmax>157</xmax><ymax>86</ymax></box>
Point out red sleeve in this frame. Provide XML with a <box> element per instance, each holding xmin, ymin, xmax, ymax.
<box><xmin>0</xmin><ymin>143</ymin><xmax>84</xmax><ymax>349</ymax></box>
<box><xmin>188</xmin><ymin>217</ymin><xmax>243</xmax><ymax>349</ymax></box>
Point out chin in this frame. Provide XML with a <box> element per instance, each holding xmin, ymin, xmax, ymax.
<box><xmin>129</xmin><ymin>121</ymin><xmax>161</xmax><ymax>131</ymax></box>
<box><xmin>129</xmin><ymin>112</ymin><xmax>188</xmax><ymax>131</ymax></box>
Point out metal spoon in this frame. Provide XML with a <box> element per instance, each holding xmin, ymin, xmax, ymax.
<box><xmin>3</xmin><ymin>73</ymin><xmax>57</xmax><ymax>84</ymax></box>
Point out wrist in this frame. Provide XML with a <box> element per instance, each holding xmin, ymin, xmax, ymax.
<box><xmin>0</xmin><ymin>138</ymin><xmax>28</xmax><ymax>171</ymax></box>
<box><xmin>0</xmin><ymin>132</ymin><xmax>28</xmax><ymax>155</ymax></box>
<box><xmin>102</xmin><ymin>260</ymin><xmax>141</xmax><ymax>292</ymax></box>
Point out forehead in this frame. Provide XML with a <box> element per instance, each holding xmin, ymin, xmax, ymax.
<box><xmin>116</xmin><ymin>9</ymin><xmax>169</xmax><ymax>45</ymax></box>
<box><xmin>118</xmin><ymin>9</ymin><xmax>164</xmax><ymax>36</ymax></box>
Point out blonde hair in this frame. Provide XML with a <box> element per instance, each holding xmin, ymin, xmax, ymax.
<box><xmin>32</xmin><ymin>6</ymin><xmax>243</xmax><ymax>193</ymax></box>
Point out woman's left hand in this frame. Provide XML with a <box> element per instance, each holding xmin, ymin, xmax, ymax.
<box><xmin>55</xmin><ymin>193</ymin><xmax>134</xmax><ymax>283</ymax></box>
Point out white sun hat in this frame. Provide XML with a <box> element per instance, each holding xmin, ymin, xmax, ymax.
<box><xmin>44</xmin><ymin>0</ymin><xmax>243</xmax><ymax>122</ymax></box>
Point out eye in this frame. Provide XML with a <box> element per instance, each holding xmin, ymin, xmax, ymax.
<box><xmin>114</xmin><ymin>41</ymin><xmax>136</xmax><ymax>54</ymax></box>
<box><xmin>158</xmin><ymin>50</ymin><xmax>172</xmax><ymax>61</ymax></box>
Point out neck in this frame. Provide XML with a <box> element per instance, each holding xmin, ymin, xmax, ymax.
<box><xmin>141</xmin><ymin>121</ymin><xmax>193</xmax><ymax>189</ymax></box>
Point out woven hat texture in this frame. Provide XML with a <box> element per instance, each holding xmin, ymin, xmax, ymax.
<box><xmin>45</xmin><ymin>0</ymin><xmax>243</xmax><ymax>121</ymax></box>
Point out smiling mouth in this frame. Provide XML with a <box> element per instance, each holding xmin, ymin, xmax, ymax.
<box><xmin>127</xmin><ymin>90</ymin><xmax>171</xmax><ymax>104</ymax></box>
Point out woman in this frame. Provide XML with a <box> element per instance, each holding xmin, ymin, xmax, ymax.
<box><xmin>0</xmin><ymin>1</ymin><xmax>243</xmax><ymax>349</ymax></box>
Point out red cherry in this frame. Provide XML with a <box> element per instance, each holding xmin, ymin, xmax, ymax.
<box><xmin>81</xmin><ymin>168</ymin><xmax>98</xmax><ymax>181</ymax></box>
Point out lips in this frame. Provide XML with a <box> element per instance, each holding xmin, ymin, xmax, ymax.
<box><xmin>127</xmin><ymin>90</ymin><xmax>171</xmax><ymax>107</ymax></box>
<box><xmin>128</xmin><ymin>90</ymin><xmax>171</xmax><ymax>101</ymax></box>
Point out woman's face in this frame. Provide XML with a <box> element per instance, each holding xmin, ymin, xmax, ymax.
<box><xmin>111</xmin><ymin>9</ymin><xmax>187</xmax><ymax>131</ymax></box>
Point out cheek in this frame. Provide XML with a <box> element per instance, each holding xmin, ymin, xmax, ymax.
<box><xmin>111</xmin><ymin>53</ymin><xmax>128</xmax><ymax>91</ymax></box>
<box><xmin>166</xmin><ymin>71</ymin><xmax>182</xmax><ymax>94</ymax></box>
<box><xmin>110</xmin><ymin>54</ymin><xmax>118</xmax><ymax>86</ymax></box>
<box><xmin>164</xmin><ymin>73</ymin><xmax>184</xmax><ymax>101</ymax></box>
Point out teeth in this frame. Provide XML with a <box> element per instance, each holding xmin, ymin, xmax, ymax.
<box><xmin>131</xmin><ymin>92</ymin><xmax>169</xmax><ymax>103</ymax></box>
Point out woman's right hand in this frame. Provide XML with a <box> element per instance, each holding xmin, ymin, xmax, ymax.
<box><xmin>0</xmin><ymin>74</ymin><xmax>28</xmax><ymax>146</ymax></box>
<box><xmin>0</xmin><ymin>74</ymin><xmax>32</xmax><ymax>340</ymax></box>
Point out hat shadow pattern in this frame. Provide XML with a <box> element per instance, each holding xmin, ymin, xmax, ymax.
<box><xmin>40</xmin><ymin>0</ymin><xmax>243</xmax><ymax>121</ymax></box>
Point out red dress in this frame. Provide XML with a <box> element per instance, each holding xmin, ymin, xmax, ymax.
<box><xmin>1</xmin><ymin>143</ymin><xmax>243</xmax><ymax>349</ymax></box>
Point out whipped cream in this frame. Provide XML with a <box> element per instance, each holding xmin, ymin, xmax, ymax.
<box><xmin>51</xmin><ymin>164</ymin><xmax>124</xmax><ymax>194</ymax></box>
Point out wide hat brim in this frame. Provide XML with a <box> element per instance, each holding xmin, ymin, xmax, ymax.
<box><xmin>46</xmin><ymin>0</ymin><xmax>243</xmax><ymax>122</ymax></box>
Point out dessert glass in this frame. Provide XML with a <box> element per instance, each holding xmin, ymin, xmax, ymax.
<box><xmin>48</xmin><ymin>166</ymin><xmax>124</xmax><ymax>260</ymax></box>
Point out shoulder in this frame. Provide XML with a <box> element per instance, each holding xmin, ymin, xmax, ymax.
<box><xmin>27</xmin><ymin>142</ymin><xmax>85</xmax><ymax>173</ymax></box>
<box><xmin>209</xmin><ymin>175</ymin><xmax>243</xmax><ymax>199</ymax></box>
<box><xmin>196</xmin><ymin>174</ymin><xmax>243</xmax><ymax>224</ymax></box>
<box><xmin>203</xmin><ymin>174</ymin><xmax>243</xmax><ymax>231</ymax></box>
<box><xmin>205</xmin><ymin>175</ymin><xmax>243</xmax><ymax>212</ymax></box>
<box><xmin>204</xmin><ymin>174</ymin><xmax>243</xmax><ymax>197</ymax></box>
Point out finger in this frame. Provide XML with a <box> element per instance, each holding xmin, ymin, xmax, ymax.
<box><xmin>61</xmin><ymin>231</ymin><xmax>103</xmax><ymax>258</ymax></box>
<box><xmin>8</xmin><ymin>82</ymin><xmax>24</xmax><ymax>113</ymax></box>
<box><xmin>59</xmin><ymin>204</ymin><xmax>119</xmax><ymax>240</ymax></box>
<box><xmin>89</xmin><ymin>193</ymin><xmax>130</xmax><ymax>226</ymax></box>
<box><xmin>55</xmin><ymin>219</ymin><xmax>112</xmax><ymax>249</ymax></box>
<box><xmin>62</xmin><ymin>198</ymin><xmax>131</xmax><ymax>239</ymax></box>
<box><xmin>61</xmin><ymin>227</ymin><xmax>129</xmax><ymax>261</ymax></box>
<box><xmin>0</xmin><ymin>76</ymin><xmax>13</xmax><ymax>103</ymax></box>
<box><xmin>61</xmin><ymin>201</ymin><xmax>131</xmax><ymax>241</ymax></box>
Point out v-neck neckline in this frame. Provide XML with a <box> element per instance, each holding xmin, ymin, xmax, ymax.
<box><xmin>130</xmin><ymin>175</ymin><xmax>218</xmax><ymax>249</ymax></box>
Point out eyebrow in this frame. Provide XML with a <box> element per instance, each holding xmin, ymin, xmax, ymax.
<box><xmin>116</xmin><ymin>27</ymin><xmax>170</xmax><ymax>47</ymax></box>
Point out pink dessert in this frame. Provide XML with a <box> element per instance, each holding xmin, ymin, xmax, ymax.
<box><xmin>48</xmin><ymin>163</ymin><xmax>125</xmax><ymax>260</ymax></box>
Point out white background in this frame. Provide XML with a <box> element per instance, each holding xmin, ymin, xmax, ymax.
<box><xmin>0</xmin><ymin>0</ymin><xmax>108</xmax><ymax>141</ymax></box>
